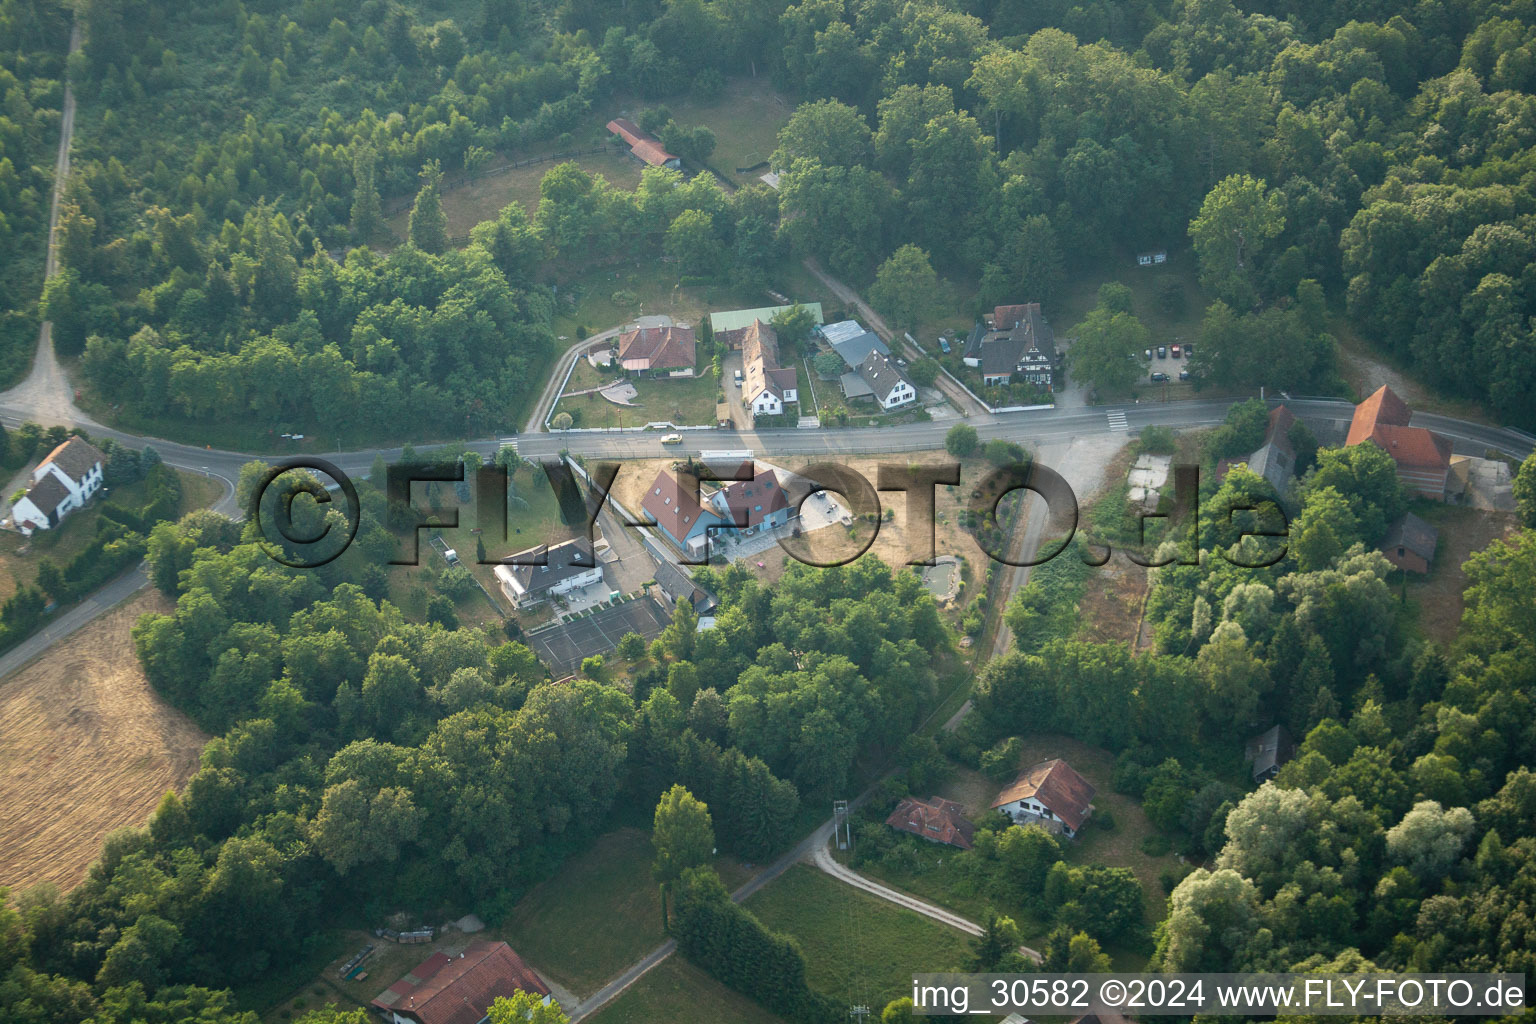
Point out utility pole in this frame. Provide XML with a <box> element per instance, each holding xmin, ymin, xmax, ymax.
<box><xmin>833</xmin><ymin>800</ymin><xmax>851</xmax><ymax>852</ymax></box>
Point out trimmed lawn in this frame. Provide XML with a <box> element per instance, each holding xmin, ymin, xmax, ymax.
<box><xmin>744</xmin><ymin>863</ymin><xmax>974</xmax><ymax>1010</ymax></box>
<box><xmin>587</xmin><ymin>955</ymin><xmax>790</xmax><ymax>1024</ymax></box>
<box><xmin>496</xmin><ymin>828</ymin><xmax>753</xmax><ymax>998</ymax></box>
<box><xmin>554</xmin><ymin>373</ymin><xmax>723</xmax><ymax>429</ymax></box>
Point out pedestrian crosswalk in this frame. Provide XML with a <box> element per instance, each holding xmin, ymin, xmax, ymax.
<box><xmin>498</xmin><ymin>437</ymin><xmax>521</xmax><ymax>452</ymax></box>
<box><xmin>1106</xmin><ymin>410</ymin><xmax>1129</xmax><ymax>433</ymax></box>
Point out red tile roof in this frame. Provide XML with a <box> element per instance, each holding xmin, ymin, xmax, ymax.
<box><xmin>371</xmin><ymin>942</ymin><xmax>548</xmax><ymax>1024</ymax></box>
<box><xmin>886</xmin><ymin>796</ymin><xmax>975</xmax><ymax>849</ymax></box>
<box><xmin>991</xmin><ymin>759</ymin><xmax>1096</xmax><ymax>832</ymax></box>
<box><xmin>1346</xmin><ymin>385</ymin><xmax>1413</xmax><ymax>446</ymax></box>
<box><xmin>1346</xmin><ymin>386</ymin><xmax>1450</xmax><ymax>474</ymax></box>
<box><xmin>642</xmin><ymin>468</ymin><xmax>711</xmax><ymax>539</ymax></box>
<box><xmin>618</xmin><ymin>325</ymin><xmax>696</xmax><ymax>371</ymax></box>
<box><xmin>607</xmin><ymin>118</ymin><xmax>679</xmax><ymax>167</ymax></box>
<box><xmin>714</xmin><ymin>464</ymin><xmax>788</xmax><ymax>529</ymax></box>
<box><xmin>1264</xmin><ymin>404</ymin><xmax>1296</xmax><ymax>454</ymax></box>
<box><xmin>992</xmin><ymin>303</ymin><xmax>1036</xmax><ymax>330</ymax></box>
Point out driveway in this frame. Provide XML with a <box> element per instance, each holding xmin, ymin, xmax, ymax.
<box><xmin>720</xmin><ymin>350</ymin><xmax>746</xmax><ymax>427</ymax></box>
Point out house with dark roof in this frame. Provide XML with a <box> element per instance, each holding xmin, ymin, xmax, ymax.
<box><xmin>606</xmin><ymin>118</ymin><xmax>681</xmax><ymax>169</ymax></box>
<box><xmin>991</xmin><ymin>759</ymin><xmax>1096</xmax><ymax>838</ymax></box>
<box><xmin>1346</xmin><ymin>386</ymin><xmax>1451</xmax><ymax>498</ymax></box>
<box><xmin>858</xmin><ymin>350</ymin><xmax>917</xmax><ymax>410</ymax></box>
<box><xmin>493</xmin><ymin>537</ymin><xmax>603</xmax><ymax>608</ymax></box>
<box><xmin>652</xmin><ymin>557</ymin><xmax>718</xmax><ymax>616</ymax></box>
<box><xmin>1381</xmin><ymin>512</ymin><xmax>1438</xmax><ymax>575</ymax></box>
<box><xmin>965</xmin><ymin>303</ymin><xmax>1058</xmax><ymax>389</ymax></box>
<box><xmin>706</xmin><ymin>463</ymin><xmax>792</xmax><ymax>535</ymax></box>
<box><xmin>617</xmin><ymin>324</ymin><xmax>696</xmax><ymax>374</ymax></box>
<box><xmin>737</xmin><ymin>320</ymin><xmax>799</xmax><ymax>421</ymax></box>
<box><xmin>1246</xmin><ymin>724</ymin><xmax>1296</xmax><ymax>783</ymax></box>
<box><xmin>641</xmin><ymin>468</ymin><xmax>723</xmax><ymax>558</ymax></box>
<box><xmin>10</xmin><ymin>436</ymin><xmax>106</xmax><ymax>536</ymax></box>
<box><xmin>371</xmin><ymin>940</ymin><xmax>551</xmax><ymax>1024</ymax></box>
<box><xmin>886</xmin><ymin>796</ymin><xmax>975</xmax><ymax>850</ymax></box>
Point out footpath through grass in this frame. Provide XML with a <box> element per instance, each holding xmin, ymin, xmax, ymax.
<box><xmin>744</xmin><ymin>863</ymin><xmax>974</xmax><ymax>1010</ymax></box>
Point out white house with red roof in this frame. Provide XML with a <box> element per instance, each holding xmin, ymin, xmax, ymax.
<box><xmin>991</xmin><ymin>758</ymin><xmax>1096</xmax><ymax>838</ymax></box>
<box><xmin>706</xmin><ymin>462</ymin><xmax>793</xmax><ymax>536</ymax></box>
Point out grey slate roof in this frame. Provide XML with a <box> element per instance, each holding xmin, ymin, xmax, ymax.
<box><xmin>653</xmin><ymin>557</ymin><xmax>718</xmax><ymax>615</ymax></box>
<box><xmin>1383</xmin><ymin>513</ymin><xmax>1438</xmax><ymax>563</ymax></box>
<box><xmin>858</xmin><ymin>350</ymin><xmax>913</xmax><ymax>401</ymax></box>
<box><xmin>502</xmin><ymin>536</ymin><xmax>597</xmax><ymax>596</ymax></box>
<box><xmin>38</xmin><ymin>437</ymin><xmax>105</xmax><ymax>481</ymax></box>
<box><xmin>839</xmin><ymin>371</ymin><xmax>875</xmax><ymax>399</ymax></box>
<box><xmin>1248</xmin><ymin>724</ymin><xmax>1296</xmax><ymax>781</ymax></box>
<box><xmin>24</xmin><ymin>472</ymin><xmax>70</xmax><ymax>514</ymax></box>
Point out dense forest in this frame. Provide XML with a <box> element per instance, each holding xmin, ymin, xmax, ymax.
<box><xmin>0</xmin><ymin>0</ymin><xmax>68</xmax><ymax>383</ymax></box>
<box><xmin>15</xmin><ymin>0</ymin><xmax>1534</xmax><ymax>430</ymax></box>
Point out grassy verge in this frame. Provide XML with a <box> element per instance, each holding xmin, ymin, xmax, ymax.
<box><xmin>744</xmin><ymin>863</ymin><xmax>974</xmax><ymax>1010</ymax></box>
<box><xmin>587</xmin><ymin>955</ymin><xmax>790</xmax><ymax>1024</ymax></box>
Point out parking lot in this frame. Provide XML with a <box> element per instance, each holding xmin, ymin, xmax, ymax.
<box><xmin>524</xmin><ymin>594</ymin><xmax>671</xmax><ymax>679</ymax></box>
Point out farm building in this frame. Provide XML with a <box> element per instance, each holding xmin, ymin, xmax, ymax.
<box><xmin>711</xmin><ymin>303</ymin><xmax>824</xmax><ymax>336</ymax></box>
<box><xmin>371</xmin><ymin>941</ymin><xmax>552</xmax><ymax>1024</ymax></box>
<box><xmin>1346</xmin><ymin>386</ymin><xmax>1452</xmax><ymax>498</ymax></box>
<box><xmin>820</xmin><ymin>319</ymin><xmax>888</xmax><ymax>370</ymax></box>
<box><xmin>607</xmin><ymin>117</ymin><xmax>681</xmax><ymax>169</ymax></box>
<box><xmin>1380</xmin><ymin>512</ymin><xmax>1438</xmax><ymax>574</ymax></box>
<box><xmin>991</xmin><ymin>758</ymin><xmax>1096</xmax><ymax>838</ymax></box>
<box><xmin>9</xmin><ymin>436</ymin><xmax>106</xmax><ymax>536</ymax></box>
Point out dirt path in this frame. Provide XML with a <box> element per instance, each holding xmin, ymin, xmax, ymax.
<box><xmin>0</xmin><ymin>589</ymin><xmax>206</xmax><ymax>893</ymax></box>
<box><xmin>809</xmin><ymin>841</ymin><xmax>983</xmax><ymax>937</ymax></box>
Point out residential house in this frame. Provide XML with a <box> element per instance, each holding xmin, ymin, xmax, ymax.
<box><xmin>991</xmin><ymin>758</ymin><xmax>1096</xmax><ymax>838</ymax></box>
<box><xmin>642</xmin><ymin>468</ymin><xmax>722</xmax><ymax>559</ymax></box>
<box><xmin>371</xmin><ymin>941</ymin><xmax>552</xmax><ymax>1024</ymax></box>
<box><xmin>820</xmin><ymin>319</ymin><xmax>888</xmax><ymax>369</ymax></box>
<box><xmin>970</xmin><ymin>303</ymin><xmax>1057</xmax><ymax>389</ymax></box>
<box><xmin>707</xmin><ymin>463</ymin><xmax>792</xmax><ymax>535</ymax></box>
<box><xmin>858</xmin><ymin>350</ymin><xmax>917</xmax><ymax>410</ymax></box>
<box><xmin>1381</xmin><ymin>512</ymin><xmax>1438</xmax><ymax>574</ymax></box>
<box><xmin>493</xmin><ymin>537</ymin><xmax>603</xmax><ymax>608</ymax></box>
<box><xmin>652</xmin><ymin>557</ymin><xmax>719</xmax><ymax>616</ymax></box>
<box><xmin>1246</xmin><ymin>724</ymin><xmax>1296</xmax><ymax>784</ymax></box>
<box><xmin>10</xmin><ymin>436</ymin><xmax>106</xmax><ymax>536</ymax></box>
<box><xmin>885</xmin><ymin>796</ymin><xmax>975</xmax><ymax>850</ymax></box>
<box><xmin>736</xmin><ymin>319</ymin><xmax>799</xmax><ymax>422</ymax></box>
<box><xmin>607</xmin><ymin>118</ymin><xmax>682</xmax><ymax>169</ymax></box>
<box><xmin>617</xmin><ymin>324</ymin><xmax>696</xmax><ymax>375</ymax></box>
<box><xmin>1346</xmin><ymin>385</ymin><xmax>1452</xmax><ymax>498</ymax></box>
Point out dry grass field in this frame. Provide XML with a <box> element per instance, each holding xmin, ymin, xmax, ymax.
<box><xmin>0</xmin><ymin>590</ymin><xmax>207</xmax><ymax>893</ymax></box>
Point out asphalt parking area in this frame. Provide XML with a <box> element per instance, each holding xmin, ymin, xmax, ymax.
<box><xmin>525</xmin><ymin>594</ymin><xmax>671</xmax><ymax>679</ymax></box>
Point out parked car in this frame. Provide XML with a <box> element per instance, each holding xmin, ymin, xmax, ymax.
<box><xmin>1183</xmin><ymin>342</ymin><xmax>1195</xmax><ymax>357</ymax></box>
<box><xmin>1171</xmin><ymin>344</ymin><xmax>1182</xmax><ymax>358</ymax></box>
<box><xmin>1151</xmin><ymin>371</ymin><xmax>1169</xmax><ymax>382</ymax></box>
<box><xmin>938</xmin><ymin>337</ymin><xmax>952</xmax><ymax>354</ymax></box>
<box><xmin>1157</xmin><ymin>345</ymin><xmax>1167</xmax><ymax>358</ymax></box>
<box><xmin>661</xmin><ymin>432</ymin><xmax>682</xmax><ymax>445</ymax></box>
<box><xmin>1144</xmin><ymin>348</ymin><xmax>1152</xmax><ymax>360</ymax></box>
<box><xmin>1178</xmin><ymin>370</ymin><xmax>1190</xmax><ymax>381</ymax></box>
<box><xmin>733</xmin><ymin>369</ymin><xmax>743</xmax><ymax>387</ymax></box>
